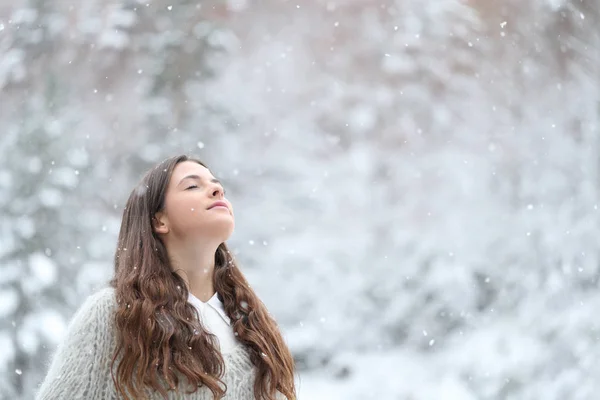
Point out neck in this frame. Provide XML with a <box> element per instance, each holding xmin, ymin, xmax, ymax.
<box><xmin>167</xmin><ymin>239</ymin><xmax>220</xmax><ymax>302</ymax></box>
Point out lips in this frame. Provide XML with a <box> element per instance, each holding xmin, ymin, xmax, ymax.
<box><xmin>207</xmin><ymin>201</ymin><xmax>229</xmax><ymax>211</ymax></box>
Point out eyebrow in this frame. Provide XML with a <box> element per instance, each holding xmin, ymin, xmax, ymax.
<box><xmin>178</xmin><ymin>174</ymin><xmax>222</xmax><ymax>187</ymax></box>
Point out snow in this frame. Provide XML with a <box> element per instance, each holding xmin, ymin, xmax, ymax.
<box><xmin>28</xmin><ymin>253</ymin><xmax>58</xmax><ymax>289</ymax></box>
<box><xmin>298</xmin><ymin>349</ymin><xmax>478</xmax><ymax>400</ymax></box>
<box><xmin>1</xmin><ymin>0</ymin><xmax>599</xmax><ymax>398</ymax></box>
<box><xmin>38</xmin><ymin>310</ymin><xmax>67</xmax><ymax>345</ymax></box>
<box><xmin>0</xmin><ymin>289</ymin><xmax>19</xmax><ymax>319</ymax></box>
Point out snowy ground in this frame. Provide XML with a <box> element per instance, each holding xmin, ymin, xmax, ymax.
<box><xmin>296</xmin><ymin>349</ymin><xmax>475</xmax><ymax>400</ymax></box>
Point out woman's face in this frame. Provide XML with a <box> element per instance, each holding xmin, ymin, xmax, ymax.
<box><xmin>154</xmin><ymin>161</ymin><xmax>234</xmax><ymax>243</ymax></box>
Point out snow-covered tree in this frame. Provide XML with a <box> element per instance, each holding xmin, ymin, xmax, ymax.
<box><xmin>0</xmin><ymin>0</ymin><xmax>598</xmax><ymax>398</ymax></box>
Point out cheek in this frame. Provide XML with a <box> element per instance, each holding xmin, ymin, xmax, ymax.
<box><xmin>167</xmin><ymin>197</ymin><xmax>204</xmax><ymax>229</ymax></box>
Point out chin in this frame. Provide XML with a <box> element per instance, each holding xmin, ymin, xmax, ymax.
<box><xmin>188</xmin><ymin>217</ymin><xmax>234</xmax><ymax>242</ymax></box>
<box><xmin>211</xmin><ymin>221</ymin><xmax>235</xmax><ymax>242</ymax></box>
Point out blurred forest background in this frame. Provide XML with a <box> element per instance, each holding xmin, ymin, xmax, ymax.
<box><xmin>1</xmin><ymin>0</ymin><xmax>599</xmax><ymax>399</ymax></box>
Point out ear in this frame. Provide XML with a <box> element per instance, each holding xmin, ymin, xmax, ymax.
<box><xmin>152</xmin><ymin>211</ymin><xmax>170</xmax><ymax>235</ymax></box>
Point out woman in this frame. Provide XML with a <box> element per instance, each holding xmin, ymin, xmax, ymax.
<box><xmin>36</xmin><ymin>155</ymin><xmax>297</xmax><ymax>400</ymax></box>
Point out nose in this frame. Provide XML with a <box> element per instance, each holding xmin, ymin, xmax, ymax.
<box><xmin>209</xmin><ymin>184</ymin><xmax>224</xmax><ymax>199</ymax></box>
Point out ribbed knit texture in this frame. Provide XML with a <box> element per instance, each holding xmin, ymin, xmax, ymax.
<box><xmin>35</xmin><ymin>288</ymin><xmax>265</xmax><ymax>400</ymax></box>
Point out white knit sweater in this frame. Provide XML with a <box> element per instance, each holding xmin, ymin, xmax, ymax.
<box><xmin>35</xmin><ymin>287</ymin><xmax>273</xmax><ymax>400</ymax></box>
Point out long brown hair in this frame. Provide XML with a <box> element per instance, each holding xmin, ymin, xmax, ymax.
<box><xmin>109</xmin><ymin>155</ymin><xmax>296</xmax><ymax>399</ymax></box>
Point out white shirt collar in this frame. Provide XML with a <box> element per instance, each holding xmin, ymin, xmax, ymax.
<box><xmin>187</xmin><ymin>291</ymin><xmax>231</xmax><ymax>326</ymax></box>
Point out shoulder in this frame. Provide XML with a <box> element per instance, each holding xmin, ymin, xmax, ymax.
<box><xmin>80</xmin><ymin>286</ymin><xmax>116</xmax><ymax>312</ymax></box>
<box><xmin>86</xmin><ymin>286</ymin><xmax>116</xmax><ymax>307</ymax></box>
<box><xmin>35</xmin><ymin>288</ymin><xmax>118</xmax><ymax>399</ymax></box>
<box><xmin>68</xmin><ymin>286</ymin><xmax>117</xmax><ymax>328</ymax></box>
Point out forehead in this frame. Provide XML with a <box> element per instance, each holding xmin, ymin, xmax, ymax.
<box><xmin>169</xmin><ymin>161</ymin><xmax>213</xmax><ymax>186</ymax></box>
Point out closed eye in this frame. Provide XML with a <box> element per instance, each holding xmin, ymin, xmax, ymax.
<box><xmin>185</xmin><ymin>183</ymin><xmax>226</xmax><ymax>194</ymax></box>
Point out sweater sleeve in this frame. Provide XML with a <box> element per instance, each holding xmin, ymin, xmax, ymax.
<box><xmin>35</xmin><ymin>288</ymin><xmax>118</xmax><ymax>400</ymax></box>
